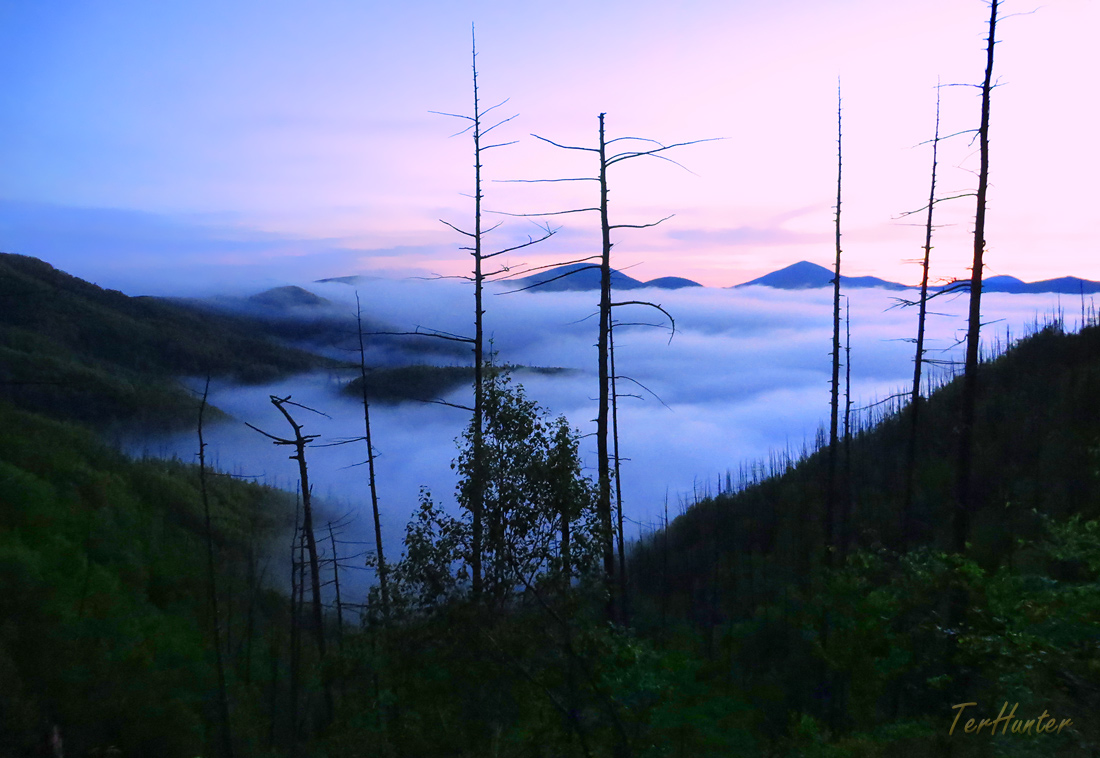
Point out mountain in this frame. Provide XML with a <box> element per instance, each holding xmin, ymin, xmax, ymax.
<box><xmin>510</xmin><ymin>263</ymin><xmax>701</xmax><ymax>292</ymax></box>
<box><xmin>734</xmin><ymin>260</ymin><xmax>909</xmax><ymax>290</ymax></box>
<box><xmin>986</xmin><ymin>275</ymin><xmax>1100</xmax><ymax>295</ymax></box>
<box><xmin>248</xmin><ymin>285</ymin><xmax>331</xmax><ymax>308</ymax></box>
<box><xmin>643</xmin><ymin>276</ymin><xmax>703</xmax><ymax>289</ymax></box>
<box><xmin>738</xmin><ymin>260</ymin><xmax>1100</xmax><ymax>294</ymax></box>
<box><xmin>0</xmin><ymin>253</ymin><xmax>332</xmax><ymax>428</ymax></box>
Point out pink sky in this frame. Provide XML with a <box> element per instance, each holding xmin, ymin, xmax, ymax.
<box><xmin>1</xmin><ymin>0</ymin><xmax>1097</xmax><ymax>289</ymax></box>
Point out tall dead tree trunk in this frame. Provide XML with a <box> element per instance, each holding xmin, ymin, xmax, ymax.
<box><xmin>827</xmin><ymin>83</ymin><xmax>843</xmax><ymax>563</ymax></box>
<box><xmin>955</xmin><ymin>0</ymin><xmax>998</xmax><ymax>555</ymax></box>
<box><xmin>288</xmin><ymin>491</ymin><xmax>302</xmax><ymax>757</ymax></box>
<box><xmin>519</xmin><ymin>115</ymin><xmax>709</xmax><ymax>619</ymax></box>
<box><xmin>842</xmin><ymin>296</ymin><xmax>854</xmax><ymax>559</ymax></box>
<box><xmin>197</xmin><ymin>378</ymin><xmax>235</xmax><ymax>758</ymax></box>
<box><xmin>610</xmin><ymin>317</ymin><xmax>628</xmax><ymax>620</ymax></box>
<box><xmin>328</xmin><ymin>523</ymin><xmax>344</xmax><ymax>646</ymax></box>
<box><xmin>355</xmin><ymin>293</ymin><xmax>390</xmax><ymax>619</ymax></box>
<box><xmin>470</xmin><ymin>29</ymin><xmax>486</xmax><ymax>598</ymax></box>
<box><xmin>903</xmin><ymin>88</ymin><xmax>942</xmax><ymax>551</ymax></box>
<box><xmin>596</xmin><ymin>113</ymin><xmax>617</xmax><ymax>606</ymax></box>
<box><xmin>432</xmin><ymin>27</ymin><xmax>554</xmax><ymax>595</ymax></box>
<box><xmin>246</xmin><ymin>396</ymin><xmax>332</xmax><ymax>723</ymax></box>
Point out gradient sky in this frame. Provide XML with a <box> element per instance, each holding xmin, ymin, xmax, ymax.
<box><xmin>2</xmin><ymin>0</ymin><xmax>1097</xmax><ymax>291</ymax></box>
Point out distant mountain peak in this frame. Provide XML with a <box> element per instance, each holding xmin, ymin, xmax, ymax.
<box><xmin>511</xmin><ymin>263</ymin><xmax>700</xmax><ymax>292</ymax></box>
<box><xmin>248</xmin><ymin>286</ymin><xmax>330</xmax><ymax>308</ymax></box>
<box><xmin>734</xmin><ymin>261</ymin><xmax>908</xmax><ymax>291</ymax></box>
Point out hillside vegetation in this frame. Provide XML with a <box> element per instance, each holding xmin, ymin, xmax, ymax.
<box><xmin>0</xmin><ymin>253</ymin><xmax>333</xmax><ymax>429</ymax></box>
<box><xmin>0</xmin><ymin>400</ymin><xmax>296</xmax><ymax>757</ymax></box>
<box><xmin>627</xmin><ymin>321</ymin><xmax>1100</xmax><ymax>754</ymax></box>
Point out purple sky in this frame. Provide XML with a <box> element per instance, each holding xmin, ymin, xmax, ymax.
<box><xmin>1</xmin><ymin>0</ymin><xmax>1097</xmax><ymax>291</ymax></box>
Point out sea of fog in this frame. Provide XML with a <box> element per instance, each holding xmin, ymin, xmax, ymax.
<box><xmin>128</xmin><ymin>277</ymin><xmax>1092</xmax><ymax>599</ymax></box>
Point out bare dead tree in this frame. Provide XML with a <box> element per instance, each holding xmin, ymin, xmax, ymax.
<box><xmin>827</xmin><ymin>82</ymin><xmax>843</xmax><ymax>563</ymax></box>
<box><xmin>328</xmin><ymin>522</ymin><xmax>344</xmax><ymax>645</ymax></box>
<box><xmin>247</xmin><ymin>396</ymin><xmax>326</xmax><ymax>658</ymax></box>
<box><xmin>609</xmin><ymin>316</ymin><xmax>628</xmax><ymax>619</ymax></box>
<box><xmin>902</xmin><ymin>87</ymin><xmax>942</xmax><ymax>550</ymax></box>
<box><xmin>842</xmin><ymin>296</ymin><xmax>852</xmax><ymax>560</ymax></box>
<box><xmin>288</xmin><ymin>489</ymin><xmax>302</xmax><ymax>757</ymax></box>
<box><xmin>355</xmin><ymin>293</ymin><xmax>390</xmax><ymax>620</ymax></box>
<box><xmin>955</xmin><ymin>0</ymin><xmax>999</xmax><ymax>554</ymax></box>
<box><xmin>428</xmin><ymin>26</ymin><xmax>555</xmax><ymax>595</ymax></box>
<box><xmin>507</xmin><ymin>113</ymin><xmax>711</xmax><ymax>619</ymax></box>
<box><xmin>197</xmin><ymin>378</ymin><xmax>235</xmax><ymax>758</ymax></box>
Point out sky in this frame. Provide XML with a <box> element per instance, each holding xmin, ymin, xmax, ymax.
<box><xmin>2</xmin><ymin>0</ymin><xmax>1099</xmax><ymax>291</ymax></box>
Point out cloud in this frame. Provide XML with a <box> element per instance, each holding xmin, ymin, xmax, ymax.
<box><xmin>127</xmin><ymin>276</ymin><xmax>1086</xmax><ymax>602</ymax></box>
<box><xmin>0</xmin><ymin>199</ymin><xmax>451</xmax><ymax>296</ymax></box>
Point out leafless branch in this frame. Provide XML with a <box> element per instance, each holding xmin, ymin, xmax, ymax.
<box><xmin>487</xmin><ymin>207</ymin><xmax>600</xmax><ymax>218</ymax></box>
<box><xmin>615</xmin><ymin>375</ymin><xmax>672</xmax><ymax>411</ymax></box>
<box><xmin>496</xmin><ymin>265</ymin><xmax>601</xmax><ymax>294</ymax></box>
<box><xmin>493</xmin><ymin>177</ymin><xmax>598</xmax><ymax>183</ymax></box>
<box><xmin>609</xmin><ymin>300</ymin><xmax>676</xmax><ymax>341</ymax></box>
<box><xmin>530</xmin><ymin>133</ymin><xmax>598</xmax><ymax>153</ymax></box>
<box><xmin>368</xmin><ymin>327</ymin><xmax>475</xmax><ymax>344</ymax></box>
<box><xmin>609</xmin><ymin>214</ymin><xmax>674</xmax><ymax>231</ymax></box>
<box><xmin>483</xmin><ymin>223</ymin><xmax>558</xmax><ymax>259</ymax></box>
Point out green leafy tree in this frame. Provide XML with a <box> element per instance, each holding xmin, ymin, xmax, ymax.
<box><xmin>386</xmin><ymin>367</ymin><xmax>601</xmax><ymax>612</ymax></box>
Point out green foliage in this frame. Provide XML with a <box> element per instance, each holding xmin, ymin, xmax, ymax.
<box><xmin>0</xmin><ymin>400</ymin><xmax>294</xmax><ymax>757</ymax></box>
<box><xmin>385</xmin><ymin>368</ymin><xmax>601</xmax><ymax>611</ymax></box>
<box><xmin>0</xmin><ymin>252</ymin><xmax>331</xmax><ymax>430</ymax></box>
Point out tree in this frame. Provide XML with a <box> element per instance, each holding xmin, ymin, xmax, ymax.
<box><xmin>196</xmin><ymin>378</ymin><xmax>235</xmax><ymax>758</ymax></box>
<box><xmin>827</xmin><ymin>82</ymin><xmax>843</xmax><ymax>562</ymax></box>
<box><xmin>955</xmin><ymin>0</ymin><xmax>999</xmax><ymax>554</ymax></box>
<box><xmin>425</xmin><ymin>26</ymin><xmax>555</xmax><ymax>597</ymax></box>
<box><xmin>387</xmin><ymin>368</ymin><xmax>600</xmax><ymax>610</ymax></box>
<box><xmin>902</xmin><ymin>87</ymin><xmax>943</xmax><ymax>550</ymax></box>
<box><xmin>355</xmin><ymin>293</ymin><xmax>390</xmax><ymax>620</ymax></box>
<box><xmin>515</xmin><ymin>114</ymin><xmax>712</xmax><ymax>618</ymax></box>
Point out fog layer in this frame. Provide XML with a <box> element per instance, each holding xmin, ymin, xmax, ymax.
<box><xmin>130</xmin><ymin>278</ymin><xmax>1087</xmax><ymax>598</ymax></box>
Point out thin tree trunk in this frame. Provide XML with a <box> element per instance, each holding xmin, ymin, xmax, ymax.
<box><xmin>610</xmin><ymin>317</ymin><xmax>629</xmax><ymax>621</ymax></box>
<box><xmin>842</xmin><ymin>297</ymin><xmax>852</xmax><ymax>560</ymax></box>
<box><xmin>289</xmin><ymin>494</ymin><xmax>302</xmax><ymax>758</ymax></box>
<box><xmin>827</xmin><ymin>83</ymin><xmax>843</xmax><ymax>563</ymax></box>
<box><xmin>955</xmin><ymin>0</ymin><xmax>998</xmax><ymax>555</ymax></box>
<box><xmin>471</xmin><ymin>26</ymin><xmax>486</xmax><ymax>598</ymax></box>
<box><xmin>268</xmin><ymin>398</ymin><xmax>326</xmax><ymax>659</ymax></box>
<box><xmin>597</xmin><ymin>113</ymin><xmax>617</xmax><ymax>617</ymax></box>
<box><xmin>198</xmin><ymin>378</ymin><xmax>235</xmax><ymax>758</ymax></box>
<box><xmin>356</xmin><ymin>293</ymin><xmax>390</xmax><ymax>619</ymax></box>
<box><xmin>903</xmin><ymin>88</ymin><xmax>941</xmax><ymax>551</ymax></box>
<box><xmin>328</xmin><ymin>523</ymin><xmax>344</xmax><ymax>646</ymax></box>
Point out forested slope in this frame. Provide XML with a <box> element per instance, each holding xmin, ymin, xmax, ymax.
<box><xmin>0</xmin><ymin>253</ymin><xmax>333</xmax><ymax>429</ymax></box>
<box><xmin>626</xmin><ymin>321</ymin><xmax>1100</xmax><ymax>755</ymax></box>
<box><xmin>0</xmin><ymin>401</ymin><xmax>296</xmax><ymax>757</ymax></box>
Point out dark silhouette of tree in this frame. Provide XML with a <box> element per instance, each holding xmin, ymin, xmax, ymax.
<box><xmin>956</xmin><ymin>0</ymin><xmax>999</xmax><ymax>554</ymax></box>
<box><xmin>508</xmin><ymin>113</ymin><xmax>712</xmax><ymax>618</ymax></box>
<box><xmin>610</xmin><ymin>317</ymin><xmax>628</xmax><ymax>618</ymax></box>
<box><xmin>424</xmin><ymin>26</ymin><xmax>555</xmax><ymax>596</ymax></box>
<box><xmin>354</xmin><ymin>293</ymin><xmax>390</xmax><ymax>620</ymax></box>
<box><xmin>827</xmin><ymin>82</ymin><xmax>843</xmax><ymax>563</ymax></box>
<box><xmin>903</xmin><ymin>88</ymin><xmax>943</xmax><ymax>550</ymax></box>
<box><xmin>196</xmin><ymin>378</ymin><xmax>235</xmax><ymax>758</ymax></box>
<box><xmin>246</xmin><ymin>395</ymin><xmax>333</xmax><ymax>727</ymax></box>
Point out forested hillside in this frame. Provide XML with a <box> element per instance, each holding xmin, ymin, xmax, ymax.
<box><xmin>3</xmin><ymin>249</ymin><xmax>1100</xmax><ymax>756</ymax></box>
<box><xmin>627</xmin><ymin>321</ymin><xmax>1100</xmax><ymax>755</ymax></box>
<box><xmin>0</xmin><ymin>401</ymin><xmax>296</xmax><ymax>757</ymax></box>
<box><xmin>0</xmin><ymin>253</ymin><xmax>333</xmax><ymax>429</ymax></box>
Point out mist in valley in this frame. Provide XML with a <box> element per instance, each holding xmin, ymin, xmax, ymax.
<box><xmin>127</xmin><ymin>275</ymin><xmax>1088</xmax><ymax>599</ymax></box>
